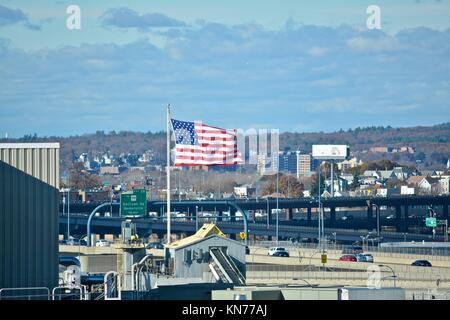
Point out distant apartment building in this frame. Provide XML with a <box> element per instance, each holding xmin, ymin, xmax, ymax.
<box><xmin>100</xmin><ymin>166</ymin><xmax>120</xmax><ymax>175</ymax></box>
<box><xmin>278</xmin><ymin>151</ymin><xmax>298</xmax><ymax>174</ymax></box>
<box><xmin>369</xmin><ymin>147</ymin><xmax>392</xmax><ymax>153</ymax></box>
<box><xmin>439</xmin><ymin>178</ymin><xmax>450</xmax><ymax>194</ymax></box>
<box><xmin>337</xmin><ymin>157</ymin><xmax>363</xmax><ymax>172</ymax></box>
<box><xmin>297</xmin><ymin>153</ymin><xmax>313</xmax><ymax>178</ymax></box>
<box><xmin>257</xmin><ymin>154</ymin><xmax>278</xmax><ymax>175</ymax></box>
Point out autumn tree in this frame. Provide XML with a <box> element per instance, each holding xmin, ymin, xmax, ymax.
<box><xmin>260</xmin><ymin>174</ymin><xmax>304</xmax><ymax>198</ymax></box>
<box><xmin>68</xmin><ymin>162</ymin><xmax>102</xmax><ymax>190</ymax></box>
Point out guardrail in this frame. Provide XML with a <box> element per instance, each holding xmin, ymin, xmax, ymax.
<box><xmin>247</xmin><ymin>240</ymin><xmax>450</xmax><ymax>259</ymax></box>
<box><xmin>246</xmin><ymin>266</ymin><xmax>450</xmax><ymax>282</ymax></box>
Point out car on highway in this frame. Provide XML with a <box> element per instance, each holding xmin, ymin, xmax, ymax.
<box><xmin>386</xmin><ymin>214</ymin><xmax>395</xmax><ymax>220</ymax></box>
<box><xmin>66</xmin><ymin>238</ymin><xmax>87</xmax><ymax>246</ymax></box>
<box><xmin>268</xmin><ymin>247</ymin><xmax>289</xmax><ymax>257</ymax></box>
<box><xmin>95</xmin><ymin>239</ymin><xmax>111</xmax><ymax>247</ymax></box>
<box><xmin>341</xmin><ymin>215</ymin><xmax>354</xmax><ymax>221</ymax></box>
<box><xmin>411</xmin><ymin>260</ymin><xmax>432</xmax><ymax>267</ymax></box>
<box><xmin>146</xmin><ymin>242</ymin><xmax>164</xmax><ymax>249</ymax></box>
<box><xmin>355</xmin><ymin>253</ymin><xmax>374</xmax><ymax>263</ymax></box>
<box><xmin>339</xmin><ymin>254</ymin><xmax>357</xmax><ymax>262</ymax></box>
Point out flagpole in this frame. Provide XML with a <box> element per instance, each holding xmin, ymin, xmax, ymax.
<box><xmin>166</xmin><ymin>104</ymin><xmax>171</xmax><ymax>245</ymax></box>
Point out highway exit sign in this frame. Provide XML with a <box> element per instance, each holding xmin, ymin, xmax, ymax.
<box><xmin>426</xmin><ymin>217</ymin><xmax>437</xmax><ymax>228</ymax></box>
<box><xmin>120</xmin><ymin>189</ymin><xmax>146</xmax><ymax>217</ymax></box>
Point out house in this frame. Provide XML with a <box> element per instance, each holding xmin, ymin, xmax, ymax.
<box><xmin>400</xmin><ymin>186</ymin><xmax>415</xmax><ymax>195</ymax></box>
<box><xmin>439</xmin><ymin>178</ymin><xmax>450</xmax><ymax>195</ymax></box>
<box><xmin>360</xmin><ymin>175</ymin><xmax>377</xmax><ymax>185</ymax></box>
<box><xmin>377</xmin><ymin>188</ymin><xmax>399</xmax><ymax>197</ymax></box>
<box><xmin>339</xmin><ymin>174</ymin><xmax>355</xmax><ymax>185</ymax></box>
<box><xmin>378</xmin><ymin>170</ymin><xmax>397</xmax><ymax>181</ymax></box>
<box><xmin>420</xmin><ymin>170</ymin><xmax>437</xmax><ymax>177</ymax></box>
<box><xmin>392</xmin><ymin>167</ymin><xmax>412</xmax><ymax>181</ymax></box>
<box><xmin>407</xmin><ymin>175</ymin><xmax>426</xmax><ymax>186</ymax></box>
<box><xmin>417</xmin><ymin>177</ymin><xmax>440</xmax><ymax>194</ymax></box>
<box><xmin>363</xmin><ymin>170</ymin><xmax>379</xmax><ymax>178</ymax></box>
<box><xmin>233</xmin><ymin>185</ymin><xmax>256</xmax><ymax>198</ymax></box>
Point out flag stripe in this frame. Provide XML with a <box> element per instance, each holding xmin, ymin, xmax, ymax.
<box><xmin>172</xmin><ymin>118</ymin><xmax>242</xmax><ymax>167</ymax></box>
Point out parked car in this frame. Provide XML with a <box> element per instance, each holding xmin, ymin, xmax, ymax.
<box><xmin>268</xmin><ymin>247</ymin><xmax>289</xmax><ymax>257</ymax></box>
<box><xmin>411</xmin><ymin>260</ymin><xmax>432</xmax><ymax>267</ymax></box>
<box><xmin>95</xmin><ymin>239</ymin><xmax>111</xmax><ymax>247</ymax></box>
<box><xmin>146</xmin><ymin>242</ymin><xmax>164</xmax><ymax>249</ymax></box>
<box><xmin>356</xmin><ymin>253</ymin><xmax>374</xmax><ymax>263</ymax></box>
<box><xmin>339</xmin><ymin>254</ymin><xmax>357</xmax><ymax>262</ymax></box>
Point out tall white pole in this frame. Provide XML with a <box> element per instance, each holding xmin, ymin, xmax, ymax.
<box><xmin>166</xmin><ymin>104</ymin><xmax>171</xmax><ymax>245</ymax></box>
<box><xmin>318</xmin><ymin>165</ymin><xmax>321</xmax><ymax>248</ymax></box>
<box><xmin>276</xmin><ymin>170</ymin><xmax>279</xmax><ymax>244</ymax></box>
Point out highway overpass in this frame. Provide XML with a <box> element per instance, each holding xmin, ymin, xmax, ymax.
<box><xmin>60</xmin><ymin>213</ymin><xmax>444</xmax><ymax>243</ymax></box>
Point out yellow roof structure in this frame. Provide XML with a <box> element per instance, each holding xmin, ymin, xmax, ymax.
<box><xmin>167</xmin><ymin>223</ymin><xmax>225</xmax><ymax>249</ymax></box>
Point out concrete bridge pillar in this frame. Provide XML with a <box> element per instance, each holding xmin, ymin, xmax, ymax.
<box><xmin>395</xmin><ymin>205</ymin><xmax>402</xmax><ymax>232</ymax></box>
<box><xmin>367</xmin><ymin>205</ymin><xmax>373</xmax><ymax>230</ymax></box>
<box><xmin>287</xmin><ymin>208</ymin><xmax>293</xmax><ymax>220</ymax></box>
<box><xmin>330</xmin><ymin>207</ymin><xmax>336</xmax><ymax>227</ymax></box>
<box><xmin>230</xmin><ymin>208</ymin><xmax>236</xmax><ymax>223</ymax></box>
<box><xmin>307</xmin><ymin>207</ymin><xmax>312</xmax><ymax>226</ymax></box>
<box><xmin>403</xmin><ymin>205</ymin><xmax>409</xmax><ymax>233</ymax></box>
<box><xmin>267</xmin><ymin>207</ymin><xmax>272</xmax><ymax>223</ymax></box>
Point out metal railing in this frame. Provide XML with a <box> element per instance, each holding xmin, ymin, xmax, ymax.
<box><xmin>247</xmin><ymin>240</ymin><xmax>450</xmax><ymax>259</ymax></box>
<box><xmin>0</xmin><ymin>287</ymin><xmax>50</xmax><ymax>300</ymax></box>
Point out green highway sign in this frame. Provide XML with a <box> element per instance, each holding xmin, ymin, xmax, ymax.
<box><xmin>120</xmin><ymin>189</ymin><xmax>146</xmax><ymax>217</ymax></box>
<box><xmin>103</xmin><ymin>181</ymin><xmax>110</xmax><ymax>187</ymax></box>
<box><xmin>426</xmin><ymin>217</ymin><xmax>437</xmax><ymax>228</ymax></box>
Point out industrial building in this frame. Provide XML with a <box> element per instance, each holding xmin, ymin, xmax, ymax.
<box><xmin>0</xmin><ymin>143</ymin><xmax>60</xmax><ymax>297</ymax></box>
<box><xmin>166</xmin><ymin>224</ymin><xmax>246</xmax><ymax>284</ymax></box>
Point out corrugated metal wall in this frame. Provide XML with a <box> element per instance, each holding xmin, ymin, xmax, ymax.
<box><xmin>0</xmin><ymin>143</ymin><xmax>60</xmax><ymax>189</ymax></box>
<box><xmin>0</xmin><ymin>161</ymin><xmax>59</xmax><ymax>290</ymax></box>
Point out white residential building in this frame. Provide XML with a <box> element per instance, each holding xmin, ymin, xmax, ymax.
<box><xmin>439</xmin><ymin>178</ymin><xmax>450</xmax><ymax>194</ymax></box>
<box><xmin>401</xmin><ymin>186</ymin><xmax>415</xmax><ymax>195</ymax></box>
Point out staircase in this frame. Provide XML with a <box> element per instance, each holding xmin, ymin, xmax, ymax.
<box><xmin>209</xmin><ymin>247</ymin><xmax>245</xmax><ymax>285</ymax></box>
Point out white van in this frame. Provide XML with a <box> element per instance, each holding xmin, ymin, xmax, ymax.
<box><xmin>268</xmin><ymin>247</ymin><xmax>289</xmax><ymax>257</ymax></box>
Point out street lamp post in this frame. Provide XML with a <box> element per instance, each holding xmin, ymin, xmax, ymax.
<box><xmin>76</xmin><ymin>234</ymin><xmax>87</xmax><ymax>260</ymax></box>
<box><xmin>195</xmin><ymin>206</ymin><xmax>199</xmax><ymax>231</ymax></box>
<box><xmin>67</xmin><ymin>175</ymin><xmax>70</xmax><ymax>241</ymax></box>
<box><xmin>318</xmin><ymin>165</ymin><xmax>322</xmax><ymax>248</ymax></box>
<box><xmin>378</xmin><ymin>264</ymin><xmax>397</xmax><ymax>287</ymax></box>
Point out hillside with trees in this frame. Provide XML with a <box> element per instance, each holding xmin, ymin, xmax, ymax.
<box><xmin>2</xmin><ymin>123</ymin><xmax>450</xmax><ymax>171</ymax></box>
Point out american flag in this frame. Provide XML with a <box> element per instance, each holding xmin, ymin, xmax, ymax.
<box><xmin>171</xmin><ymin>119</ymin><xmax>243</xmax><ymax>166</ymax></box>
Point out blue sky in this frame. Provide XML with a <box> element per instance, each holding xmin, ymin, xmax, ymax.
<box><xmin>0</xmin><ymin>0</ymin><xmax>450</xmax><ymax>137</ymax></box>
